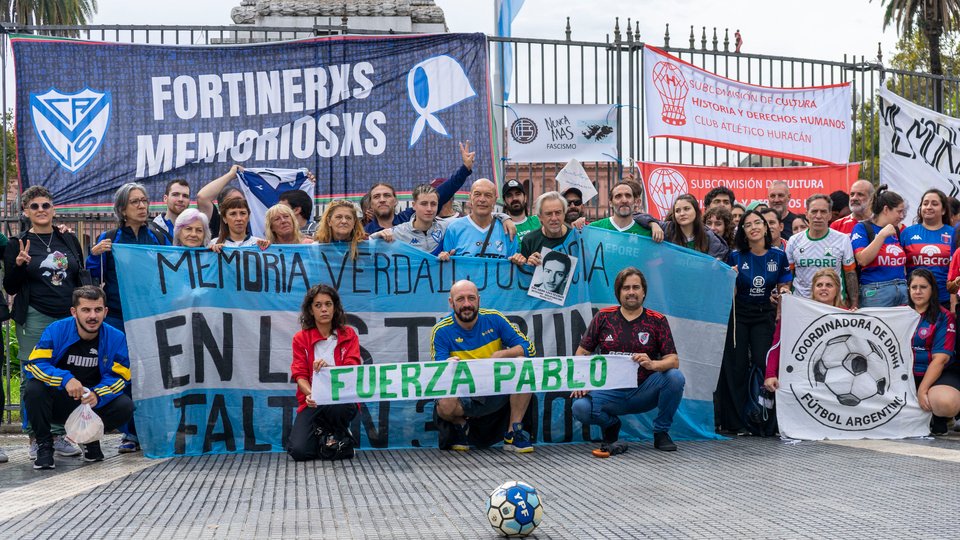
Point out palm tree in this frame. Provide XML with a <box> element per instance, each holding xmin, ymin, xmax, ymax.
<box><xmin>879</xmin><ymin>0</ymin><xmax>960</xmax><ymax>109</ymax></box>
<box><xmin>0</xmin><ymin>0</ymin><xmax>98</xmax><ymax>26</ymax></box>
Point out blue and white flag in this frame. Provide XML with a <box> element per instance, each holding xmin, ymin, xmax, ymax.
<box><xmin>495</xmin><ymin>0</ymin><xmax>525</xmax><ymax>101</ymax></box>
<box><xmin>114</xmin><ymin>227</ymin><xmax>734</xmax><ymax>457</ymax></box>
<box><xmin>237</xmin><ymin>168</ymin><xmax>314</xmax><ymax>238</ymax></box>
<box><xmin>13</xmin><ymin>33</ymin><xmax>492</xmax><ymax>206</ymax></box>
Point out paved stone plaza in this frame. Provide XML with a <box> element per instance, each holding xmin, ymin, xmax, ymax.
<box><xmin>1</xmin><ymin>432</ymin><xmax>959</xmax><ymax>539</ymax></box>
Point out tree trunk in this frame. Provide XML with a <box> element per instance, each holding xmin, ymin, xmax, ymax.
<box><xmin>926</xmin><ymin>26</ymin><xmax>944</xmax><ymax>111</ymax></box>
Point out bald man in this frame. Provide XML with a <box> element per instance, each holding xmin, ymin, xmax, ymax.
<box><xmin>440</xmin><ymin>179</ymin><xmax>522</xmax><ymax>261</ymax></box>
<box><xmin>430</xmin><ymin>280</ymin><xmax>536</xmax><ymax>452</ymax></box>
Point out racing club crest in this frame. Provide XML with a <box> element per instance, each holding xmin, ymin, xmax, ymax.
<box><xmin>30</xmin><ymin>88</ymin><xmax>111</xmax><ymax>172</ymax></box>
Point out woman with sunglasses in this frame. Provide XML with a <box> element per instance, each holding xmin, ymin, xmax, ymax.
<box><xmin>87</xmin><ymin>182</ymin><xmax>170</xmax><ymax>454</ymax></box>
<box><xmin>4</xmin><ymin>186</ymin><xmax>86</xmax><ymax>459</ymax></box>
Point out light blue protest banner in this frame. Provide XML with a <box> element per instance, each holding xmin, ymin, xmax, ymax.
<box><xmin>114</xmin><ymin>227</ymin><xmax>734</xmax><ymax>458</ymax></box>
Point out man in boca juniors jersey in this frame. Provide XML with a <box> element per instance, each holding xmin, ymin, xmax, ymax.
<box><xmin>571</xmin><ymin>267</ymin><xmax>686</xmax><ymax>457</ymax></box>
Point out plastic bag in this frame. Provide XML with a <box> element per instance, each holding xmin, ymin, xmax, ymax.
<box><xmin>65</xmin><ymin>392</ymin><xmax>104</xmax><ymax>445</ymax></box>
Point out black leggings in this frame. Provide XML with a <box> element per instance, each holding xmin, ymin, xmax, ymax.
<box><xmin>287</xmin><ymin>403</ymin><xmax>358</xmax><ymax>461</ymax></box>
<box><xmin>716</xmin><ymin>302</ymin><xmax>776</xmax><ymax>432</ymax></box>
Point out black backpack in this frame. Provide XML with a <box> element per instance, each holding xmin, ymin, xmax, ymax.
<box><xmin>742</xmin><ymin>364</ymin><xmax>777</xmax><ymax>437</ymax></box>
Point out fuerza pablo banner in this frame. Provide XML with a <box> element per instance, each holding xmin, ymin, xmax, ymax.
<box><xmin>112</xmin><ymin>227</ymin><xmax>734</xmax><ymax>458</ymax></box>
<box><xmin>643</xmin><ymin>46</ymin><xmax>852</xmax><ymax>165</ymax></box>
<box><xmin>636</xmin><ymin>161</ymin><xmax>858</xmax><ymax>218</ymax></box>
<box><xmin>13</xmin><ymin>33</ymin><xmax>493</xmax><ymax>205</ymax></box>
<box><xmin>776</xmin><ymin>295</ymin><xmax>927</xmax><ymax>440</ymax></box>
<box><xmin>879</xmin><ymin>87</ymin><xmax>960</xmax><ymax>204</ymax></box>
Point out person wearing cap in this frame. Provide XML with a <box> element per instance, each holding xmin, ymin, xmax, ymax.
<box><xmin>364</xmin><ymin>141</ymin><xmax>476</xmax><ymax>234</ymax></box>
<box><xmin>562</xmin><ymin>188</ymin><xmax>588</xmax><ymax>226</ymax></box>
<box><xmin>502</xmin><ymin>179</ymin><xmax>541</xmax><ymax>241</ymax></box>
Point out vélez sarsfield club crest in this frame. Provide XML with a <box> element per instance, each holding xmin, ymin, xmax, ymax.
<box><xmin>30</xmin><ymin>88</ymin><xmax>111</xmax><ymax>173</ymax></box>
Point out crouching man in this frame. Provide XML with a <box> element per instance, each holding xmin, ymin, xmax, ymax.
<box><xmin>23</xmin><ymin>286</ymin><xmax>134</xmax><ymax>469</ymax></box>
<box><xmin>572</xmin><ymin>267</ymin><xmax>686</xmax><ymax>455</ymax></box>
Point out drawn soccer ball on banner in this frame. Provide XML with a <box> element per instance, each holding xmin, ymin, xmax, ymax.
<box><xmin>651</xmin><ymin>61</ymin><xmax>688</xmax><ymax>126</ymax></box>
<box><xmin>647</xmin><ymin>167</ymin><xmax>688</xmax><ymax>218</ymax></box>
<box><xmin>811</xmin><ymin>334</ymin><xmax>888</xmax><ymax>406</ymax></box>
<box><xmin>485</xmin><ymin>481</ymin><xmax>544</xmax><ymax>537</ymax></box>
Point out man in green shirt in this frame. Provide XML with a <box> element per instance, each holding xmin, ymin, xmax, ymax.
<box><xmin>590</xmin><ymin>181</ymin><xmax>656</xmax><ymax>237</ymax></box>
<box><xmin>502</xmin><ymin>180</ymin><xmax>540</xmax><ymax>241</ymax></box>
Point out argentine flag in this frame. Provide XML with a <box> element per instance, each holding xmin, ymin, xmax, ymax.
<box><xmin>495</xmin><ymin>0</ymin><xmax>525</xmax><ymax>101</ymax></box>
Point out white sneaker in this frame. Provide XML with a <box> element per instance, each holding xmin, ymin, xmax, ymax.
<box><xmin>0</xmin><ymin>449</ymin><xmax>8</xmax><ymax>463</ymax></box>
<box><xmin>54</xmin><ymin>435</ymin><xmax>81</xmax><ymax>457</ymax></box>
<box><xmin>29</xmin><ymin>440</ymin><xmax>38</xmax><ymax>460</ymax></box>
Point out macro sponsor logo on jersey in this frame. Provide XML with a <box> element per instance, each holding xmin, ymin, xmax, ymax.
<box><xmin>875</xmin><ymin>244</ymin><xmax>906</xmax><ymax>267</ymax></box>
<box><xmin>910</xmin><ymin>244</ymin><xmax>950</xmax><ymax>267</ymax></box>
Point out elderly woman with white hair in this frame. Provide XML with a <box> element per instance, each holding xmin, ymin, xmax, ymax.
<box><xmin>173</xmin><ymin>208</ymin><xmax>212</xmax><ymax>248</ymax></box>
<box><xmin>87</xmin><ymin>182</ymin><xmax>169</xmax><ymax>454</ymax></box>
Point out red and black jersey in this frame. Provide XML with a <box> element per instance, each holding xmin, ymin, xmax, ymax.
<box><xmin>579</xmin><ymin>306</ymin><xmax>677</xmax><ymax>385</ymax></box>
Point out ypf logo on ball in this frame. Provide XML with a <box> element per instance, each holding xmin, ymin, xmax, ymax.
<box><xmin>787</xmin><ymin>313</ymin><xmax>911</xmax><ymax>431</ymax></box>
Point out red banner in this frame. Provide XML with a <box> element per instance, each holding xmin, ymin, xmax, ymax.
<box><xmin>637</xmin><ymin>162</ymin><xmax>860</xmax><ymax>219</ymax></box>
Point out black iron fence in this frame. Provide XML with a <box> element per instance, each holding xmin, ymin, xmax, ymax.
<box><xmin>0</xmin><ymin>20</ymin><xmax>953</xmax><ymax>421</ymax></box>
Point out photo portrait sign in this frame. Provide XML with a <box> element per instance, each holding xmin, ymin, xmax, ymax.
<box><xmin>643</xmin><ymin>46</ymin><xmax>852</xmax><ymax>165</ymax></box>
<box><xmin>777</xmin><ymin>295</ymin><xmax>927</xmax><ymax>440</ymax></box>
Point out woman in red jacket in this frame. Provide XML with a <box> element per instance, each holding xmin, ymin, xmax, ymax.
<box><xmin>288</xmin><ymin>284</ymin><xmax>362</xmax><ymax>461</ymax></box>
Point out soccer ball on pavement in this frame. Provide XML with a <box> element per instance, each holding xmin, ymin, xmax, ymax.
<box><xmin>485</xmin><ymin>480</ymin><xmax>544</xmax><ymax>537</ymax></box>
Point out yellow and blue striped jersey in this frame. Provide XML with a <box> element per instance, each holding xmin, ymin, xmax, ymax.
<box><xmin>431</xmin><ymin>308</ymin><xmax>535</xmax><ymax>361</ymax></box>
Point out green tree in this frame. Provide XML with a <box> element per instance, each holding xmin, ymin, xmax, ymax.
<box><xmin>879</xmin><ymin>0</ymin><xmax>960</xmax><ymax>109</ymax></box>
<box><xmin>0</xmin><ymin>0</ymin><xmax>97</xmax><ymax>26</ymax></box>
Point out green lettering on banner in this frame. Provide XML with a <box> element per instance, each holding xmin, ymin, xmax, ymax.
<box><xmin>450</xmin><ymin>361</ymin><xmax>476</xmax><ymax>394</ymax></box>
<box><xmin>566</xmin><ymin>357</ymin><xmax>585</xmax><ymax>389</ymax></box>
<box><xmin>424</xmin><ymin>361</ymin><xmax>449</xmax><ymax>397</ymax></box>
<box><xmin>541</xmin><ymin>358</ymin><xmax>563</xmax><ymax>391</ymax></box>
<box><xmin>400</xmin><ymin>363</ymin><xmax>422</xmax><ymax>398</ymax></box>
<box><xmin>379</xmin><ymin>364</ymin><xmax>398</xmax><ymax>399</ymax></box>
<box><xmin>329</xmin><ymin>367</ymin><xmax>348</xmax><ymax>401</ymax></box>
<box><xmin>516</xmin><ymin>360</ymin><xmax>536</xmax><ymax>392</ymax></box>
<box><xmin>356</xmin><ymin>365</ymin><xmax>377</xmax><ymax>399</ymax></box>
<box><xmin>589</xmin><ymin>355</ymin><xmax>607</xmax><ymax>386</ymax></box>
<box><xmin>493</xmin><ymin>361</ymin><xmax>516</xmax><ymax>393</ymax></box>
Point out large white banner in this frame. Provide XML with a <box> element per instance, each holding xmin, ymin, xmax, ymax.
<box><xmin>506</xmin><ymin>104</ymin><xmax>618</xmax><ymax>163</ymax></box>
<box><xmin>777</xmin><ymin>296</ymin><xmax>927</xmax><ymax>440</ymax></box>
<box><xmin>879</xmin><ymin>87</ymin><xmax>960</xmax><ymax>204</ymax></box>
<box><xmin>313</xmin><ymin>355</ymin><xmax>637</xmax><ymax>404</ymax></box>
<box><xmin>643</xmin><ymin>46</ymin><xmax>852</xmax><ymax>165</ymax></box>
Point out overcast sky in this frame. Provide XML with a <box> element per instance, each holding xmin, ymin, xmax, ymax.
<box><xmin>90</xmin><ymin>0</ymin><xmax>903</xmax><ymax>64</ymax></box>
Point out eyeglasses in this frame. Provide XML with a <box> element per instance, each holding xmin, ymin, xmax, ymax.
<box><xmin>128</xmin><ymin>198</ymin><xmax>150</xmax><ymax>207</ymax></box>
<box><xmin>28</xmin><ymin>202</ymin><xmax>52</xmax><ymax>211</ymax></box>
<box><xmin>567</xmin><ymin>199</ymin><xmax>583</xmax><ymax>207</ymax></box>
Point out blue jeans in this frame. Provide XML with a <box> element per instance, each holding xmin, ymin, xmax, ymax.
<box><xmin>859</xmin><ymin>278</ymin><xmax>907</xmax><ymax>308</ymax></box>
<box><xmin>572</xmin><ymin>369</ymin><xmax>686</xmax><ymax>433</ymax></box>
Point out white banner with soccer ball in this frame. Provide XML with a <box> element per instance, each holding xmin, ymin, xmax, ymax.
<box><xmin>777</xmin><ymin>295</ymin><xmax>928</xmax><ymax>440</ymax></box>
<box><xmin>643</xmin><ymin>46</ymin><xmax>852</xmax><ymax>165</ymax></box>
<box><xmin>506</xmin><ymin>104</ymin><xmax>618</xmax><ymax>163</ymax></box>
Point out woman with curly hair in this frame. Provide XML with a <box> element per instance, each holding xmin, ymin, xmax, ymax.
<box><xmin>703</xmin><ymin>206</ymin><xmax>734</xmax><ymax>248</ymax></box>
<box><xmin>288</xmin><ymin>284</ymin><xmax>362</xmax><ymax>461</ymax></box>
